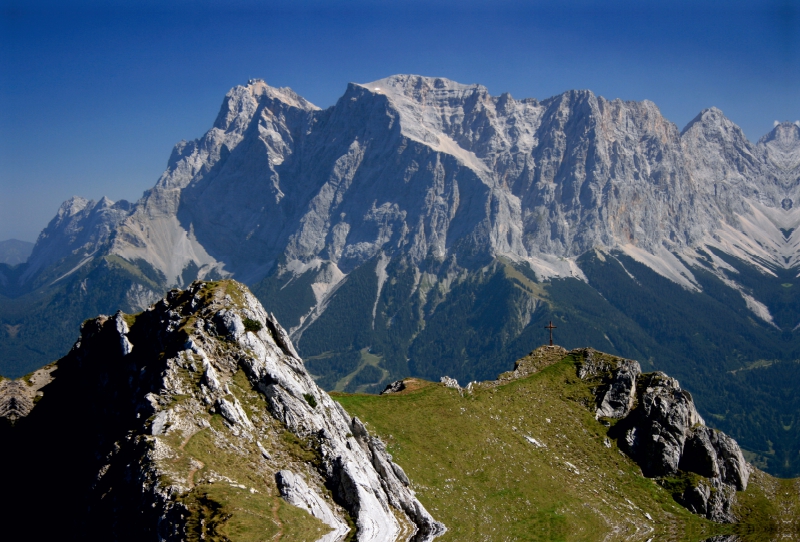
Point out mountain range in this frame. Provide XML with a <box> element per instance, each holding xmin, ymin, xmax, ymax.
<box><xmin>2</xmin><ymin>75</ymin><xmax>799</xmax><ymax>475</ymax></box>
<box><xmin>0</xmin><ymin>239</ymin><xmax>33</xmax><ymax>266</ymax></box>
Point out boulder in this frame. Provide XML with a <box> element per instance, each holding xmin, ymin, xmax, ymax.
<box><xmin>575</xmin><ymin>348</ymin><xmax>641</xmax><ymax>420</ymax></box>
<box><xmin>381</xmin><ymin>380</ymin><xmax>406</xmax><ymax>395</ymax></box>
<box><xmin>623</xmin><ymin>372</ymin><xmax>704</xmax><ymax>477</ymax></box>
<box><xmin>576</xmin><ymin>349</ymin><xmax>749</xmax><ymax>523</ymax></box>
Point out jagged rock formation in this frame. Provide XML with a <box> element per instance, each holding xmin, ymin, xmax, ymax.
<box><xmin>1</xmin><ymin>280</ymin><xmax>444</xmax><ymax>541</ymax></box>
<box><xmin>16</xmin><ymin>78</ymin><xmax>800</xmax><ymax>298</ymax></box>
<box><xmin>380</xmin><ymin>380</ymin><xmax>406</xmax><ymax>395</ymax></box>
<box><xmin>0</xmin><ymin>365</ymin><xmax>54</xmax><ymax>423</ymax></box>
<box><xmin>575</xmin><ymin>348</ymin><xmax>749</xmax><ymax>522</ymax></box>
<box><xmin>276</xmin><ymin>470</ymin><xmax>351</xmax><ymax>541</ymax></box>
<box><xmin>4</xmin><ymin>75</ymin><xmax>800</xmax><ymax>476</ymax></box>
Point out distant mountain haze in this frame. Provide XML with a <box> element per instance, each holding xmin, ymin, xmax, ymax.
<box><xmin>0</xmin><ymin>239</ymin><xmax>34</xmax><ymax>266</ymax></box>
<box><xmin>2</xmin><ymin>75</ymin><xmax>800</xmax><ymax>476</ymax></box>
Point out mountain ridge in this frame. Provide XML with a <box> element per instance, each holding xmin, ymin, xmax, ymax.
<box><xmin>4</xmin><ymin>279</ymin><xmax>798</xmax><ymax>541</ymax></box>
<box><xmin>3</xmin><ymin>74</ymin><xmax>800</xmax><ymax>476</ymax></box>
<box><xmin>1</xmin><ymin>280</ymin><xmax>444</xmax><ymax>541</ymax></box>
<box><xmin>15</xmin><ymin>75</ymin><xmax>800</xmax><ymax>294</ymax></box>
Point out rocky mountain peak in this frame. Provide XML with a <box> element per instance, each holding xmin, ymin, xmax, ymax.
<box><xmin>247</xmin><ymin>78</ymin><xmax>320</xmax><ymax>111</ymax></box>
<box><xmin>3</xmin><ymin>279</ymin><xmax>445</xmax><ymax>541</ymax></box>
<box><xmin>366</xmin><ymin>74</ymin><xmax>489</xmax><ymax>102</ymax></box>
<box><xmin>22</xmin><ymin>195</ymin><xmax>132</xmax><ymax>283</ymax></box>
<box><xmin>759</xmin><ymin>121</ymin><xmax>800</xmax><ymax>173</ymax></box>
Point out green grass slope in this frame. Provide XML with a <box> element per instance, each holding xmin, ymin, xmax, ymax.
<box><xmin>333</xmin><ymin>348</ymin><xmax>800</xmax><ymax>541</ymax></box>
<box><xmin>253</xmin><ymin>250</ymin><xmax>800</xmax><ymax>477</ymax></box>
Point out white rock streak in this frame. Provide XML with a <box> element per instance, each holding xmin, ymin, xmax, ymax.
<box><xmin>213</xmin><ymin>285</ymin><xmax>446</xmax><ymax>541</ymax></box>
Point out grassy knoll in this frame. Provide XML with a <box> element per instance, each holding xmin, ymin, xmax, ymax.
<box><xmin>334</xmin><ymin>351</ymin><xmax>798</xmax><ymax>541</ymax></box>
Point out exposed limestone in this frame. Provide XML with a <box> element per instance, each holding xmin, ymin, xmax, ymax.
<box><xmin>439</xmin><ymin>376</ymin><xmax>461</xmax><ymax>390</ymax></box>
<box><xmin>575</xmin><ymin>348</ymin><xmax>750</xmax><ymax>523</ymax></box>
<box><xmin>0</xmin><ymin>364</ymin><xmax>55</xmax><ymax>423</ymax></box>
<box><xmin>18</xmin><ymin>76</ymin><xmax>800</xmax><ymax>339</ymax></box>
<box><xmin>575</xmin><ymin>348</ymin><xmax>641</xmax><ymax>420</ymax></box>
<box><xmin>5</xmin><ymin>280</ymin><xmax>445</xmax><ymax>541</ymax></box>
<box><xmin>276</xmin><ymin>470</ymin><xmax>350</xmax><ymax>541</ymax></box>
<box><xmin>380</xmin><ymin>380</ymin><xmax>406</xmax><ymax>395</ymax></box>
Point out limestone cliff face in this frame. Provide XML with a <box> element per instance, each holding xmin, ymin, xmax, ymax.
<box><xmin>2</xmin><ymin>280</ymin><xmax>444</xmax><ymax>542</ymax></box>
<box><xmin>19</xmin><ymin>76</ymin><xmax>800</xmax><ymax>319</ymax></box>
<box><xmin>21</xmin><ymin>196</ymin><xmax>132</xmax><ymax>285</ymax></box>
<box><xmin>6</xmin><ymin>77</ymin><xmax>800</xmax><ymax>473</ymax></box>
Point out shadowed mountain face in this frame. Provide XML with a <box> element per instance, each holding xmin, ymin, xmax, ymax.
<box><xmin>2</xmin><ymin>76</ymin><xmax>800</xmax><ymax>475</ymax></box>
<box><xmin>0</xmin><ymin>280</ymin><xmax>444</xmax><ymax>542</ymax></box>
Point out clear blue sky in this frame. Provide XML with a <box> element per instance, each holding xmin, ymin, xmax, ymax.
<box><xmin>1</xmin><ymin>0</ymin><xmax>798</xmax><ymax>242</ymax></box>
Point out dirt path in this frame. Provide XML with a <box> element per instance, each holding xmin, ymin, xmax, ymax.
<box><xmin>187</xmin><ymin>460</ymin><xmax>204</xmax><ymax>488</ymax></box>
<box><xmin>270</xmin><ymin>497</ymin><xmax>284</xmax><ymax>540</ymax></box>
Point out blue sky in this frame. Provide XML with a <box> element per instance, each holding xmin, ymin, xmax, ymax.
<box><xmin>1</xmin><ymin>0</ymin><xmax>798</xmax><ymax>242</ymax></box>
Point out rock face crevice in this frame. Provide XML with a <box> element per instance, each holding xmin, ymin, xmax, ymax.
<box><xmin>575</xmin><ymin>348</ymin><xmax>750</xmax><ymax>522</ymax></box>
<box><xmin>1</xmin><ymin>280</ymin><xmax>444</xmax><ymax>542</ymax></box>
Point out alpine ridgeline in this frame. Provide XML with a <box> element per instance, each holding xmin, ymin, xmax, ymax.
<box><xmin>3</xmin><ymin>76</ymin><xmax>800</xmax><ymax>475</ymax></box>
<box><xmin>0</xmin><ymin>280</ymin><xmax>444</xmax><ymax>542</ymax></box>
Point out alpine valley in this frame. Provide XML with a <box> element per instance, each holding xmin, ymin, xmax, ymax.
<box><xmin>2</xmin><ymin>75</ymin><xmax>800</xmax><ymax>478</ymax></box>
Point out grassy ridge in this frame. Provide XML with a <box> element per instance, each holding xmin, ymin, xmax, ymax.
<box><xmin>334</xmin><ymin>356</ymin><xmax>719</xmax><ymax>541</ymax></box>
<box><xmin>256</xmin><ymin>250</ymin><xmax>800</xmax><ymax>477</ymax></box>
<box><xmin>333</xmin><ymin>351</ymin><xmax>798</xmax><ymax>541</ymax></box>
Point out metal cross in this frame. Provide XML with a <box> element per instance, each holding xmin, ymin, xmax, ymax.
<box><xmin>544</xmin><ymin>320</ymin><xmax>557</xmax><ymax>346</ymax></box>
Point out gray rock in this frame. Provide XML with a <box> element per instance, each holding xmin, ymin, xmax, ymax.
<box><xmin>439</xmin><ymin>376</ymin><xmax>461</xmax><ymax>390</ymax></box>
<box><xmin>22</xmin><ymin>196</ymin><xmax>132</xmax><ymax>284</ymax></box>
<box><xmin>15</xmin><ymin>76</ymin><xmax>800</xmax><ymax>392</ymax></box>
<box><xmin>576</xmin><ymin>348</ymin><xmax>641</xmax><ymax>420</ymax></box>
<box><xmin>676</xmin><ymin>477</ymin><xmax>738</xmax><ymax>523</ymax></box>
<box><xmin>578</xmin><ymin>349</ymin><xmax>749</xmax><ymax>523</ymax></box>
<box><xmin>217</xmin><ymin>284</ymin><xmax>445</xmax><ymax>540</ymax></box>
<box><xmin>112</xmin><ymin>311</ymin><xmax>133</xmax><ymax>356</ymax></box>
<box><xmin>624</xmin><ymin>372</ymin><xmax>704</xmax><ymax>477</ymax></box>
<box><xmin>276</xmin><ymin>470</ymin><xmax>350</xmax><ymax>541</ymax></box>
<box><xmin>216</xmin><ymin>397</ymin><xmax>254</xmax><ymax>431</ymax></box>
<box><xmin>8</xmin><ymin>280</ymin><xmax>446</xmax><ymax>541</ymax></box>
<box><xmin>681</xmin><ymin>425</ymin><xmax>749</xmax><ymax>491</ymax></box>
<box><xmin>0</xmin><ymin>365</ymin><xmax>55</xmax><ymax>423</ymax></box>
<box><xmin>256</xmin><ymin>440</ymin><xmax>271</xmax><ymax>459</ymax></box>
<box><xmin>27</xmin><ymin>75</ymin><xmax>800</xmax><ymax>327</ymax></box>
<box><xmin>380</xmin><ymin>380</ymin><xmax>406</xmax><ymax>395</ymax></box>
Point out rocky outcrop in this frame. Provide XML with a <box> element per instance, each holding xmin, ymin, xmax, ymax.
<box><xmin>499</xmin><ymin>345</ymin><xmax>568</xmax><ymax>382</ymax></box>
<box><xmin>3</xmin><ymin>280</ymin><xmax>444</xmax><ymax>541</ymax></box>
<box><xmin>621</xmin><ymin>372</ymin><xmax>707</xmax><ymax>477</ymax></box>
<box><xmin>575</xmin><ymin>348</ymin><xmax>750</xmax><ymax>522</ymax></box>
<box><xmin>380</xmin><ymin>380</ymin><xmax>406</xmax><ymax>395</ymax></box>
<box><xmin>575</xmin><ymin>348</ymin><xmax>641</xmax><ymax>419</ymax></box>
<box><xmin>0</xmin><ymin>365</ymin><xmax>54</xmax><ymax>423</ymax></box>
<box><xmin>439</xmin><ymin>376</ymin><xmax>461</xmax><ymax>390</ymax></box>
<box><xmin>276</xmin><ymin>470</ymin><xmax>350</xmax><ymax>541</ymax></box>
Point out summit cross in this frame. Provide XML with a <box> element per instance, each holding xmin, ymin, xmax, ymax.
<box><xmin>545</xmin><ymin>321</ymin><xmax>557</xmax><ymax>346</ymax></box>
